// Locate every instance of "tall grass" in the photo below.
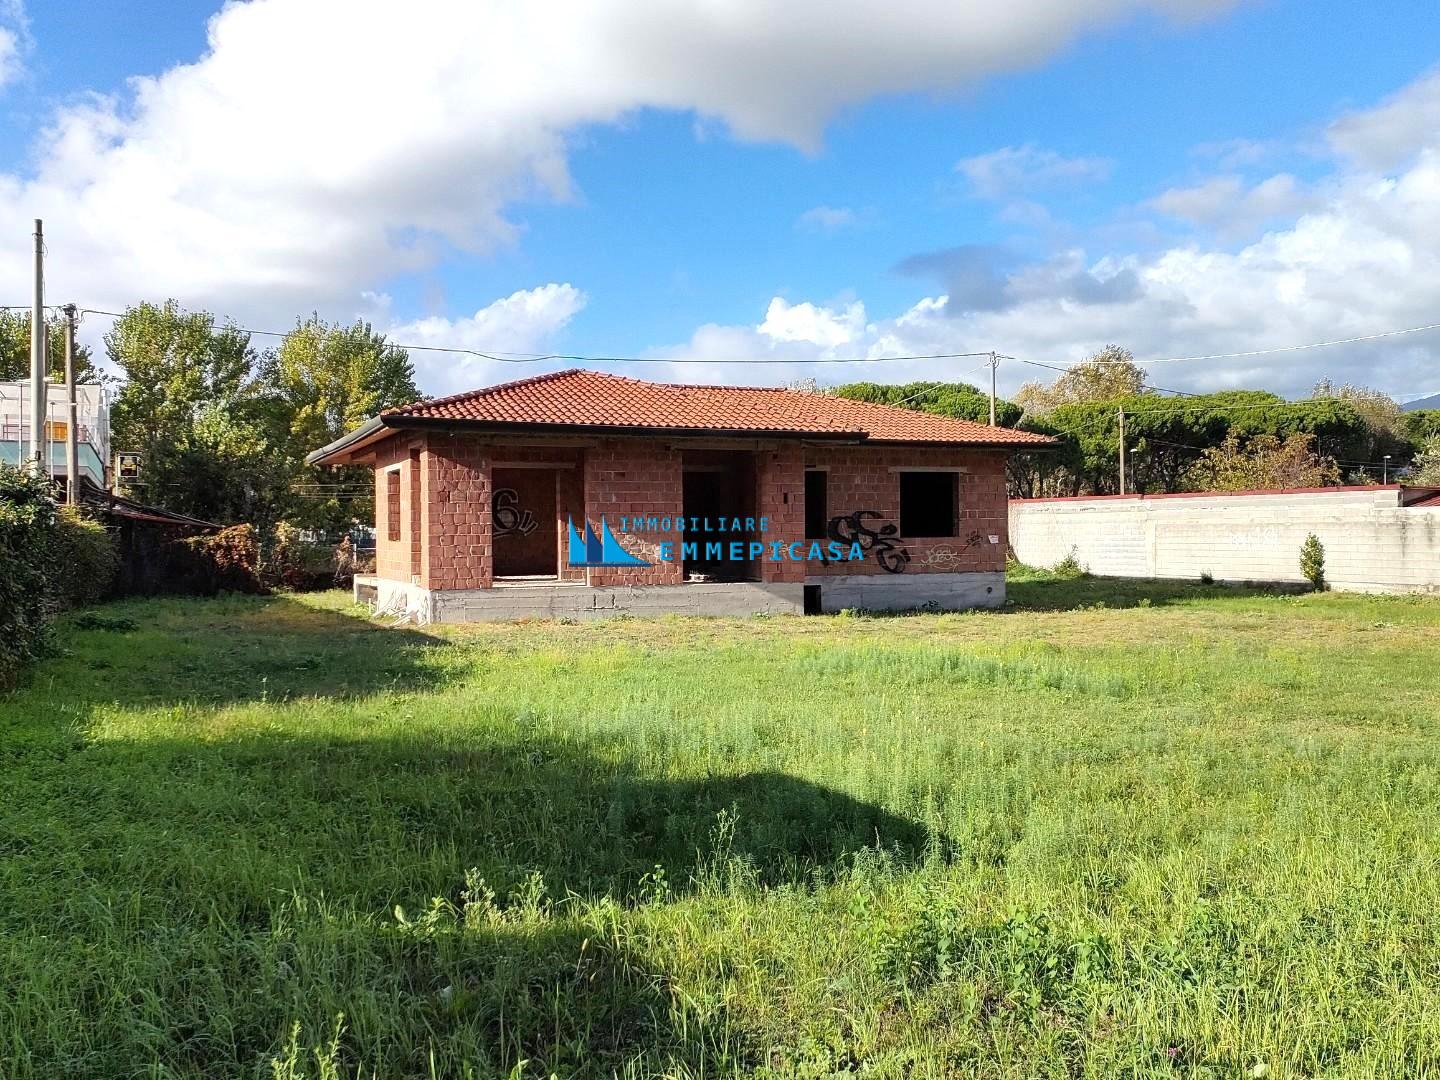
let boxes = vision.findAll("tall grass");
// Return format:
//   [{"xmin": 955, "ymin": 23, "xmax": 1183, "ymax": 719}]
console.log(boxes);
[{"xmin": 2, "ymin": 581, "xmax": 1439, "ymax": 1076}]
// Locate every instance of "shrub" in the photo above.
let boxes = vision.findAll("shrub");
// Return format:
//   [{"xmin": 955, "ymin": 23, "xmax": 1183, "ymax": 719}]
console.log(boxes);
[
  {"xmin": 263, "ymin": 523, "xmax": 341, "ymax": 591},
  {"xmin": 0, "ymin": 466, "xmax": 119, "ymax": 687},
  {"xmin": 50, "ymin": 507, "xmax": 118, "ymax": 608},
  {"xmin": 1300, "ymin": 533, "xmax": 1326, "ymax": 590},
  {"xmin": 1053, "ymin": 548, "xmax": 1087, "ymax": 580},
  {"xmin": 171, "ymin": 525, "xmax": 265, "ymax": 595},
  {"xmin": 0, "ymin": 465, "xmax": 59, "ymax": 688},
  {"xmin": 334, "ymin": 535, "xmax": 374, "ymax": 586}
]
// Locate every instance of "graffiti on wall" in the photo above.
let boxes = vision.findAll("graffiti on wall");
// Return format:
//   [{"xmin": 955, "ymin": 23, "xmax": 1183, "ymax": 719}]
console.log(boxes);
[
  {"xmin": 915, "ymin": 530, "xmax": 986, "ymax": 570},
  {"xmin": 827, "ymin": 510, "xmax": 911, "ymax": 574},
  {"xmin": 492, "ymin": 488, "xmax": 539, "ymax": 538}
]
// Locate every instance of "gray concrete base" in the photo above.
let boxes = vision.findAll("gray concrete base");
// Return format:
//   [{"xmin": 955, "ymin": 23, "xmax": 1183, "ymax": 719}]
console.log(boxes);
[
  {"xmin": 354, "ymin": 575, "xmax": 435, "ymax": 622},
  {"xmin": 354, "ymin": 575, "xmax": 803, "ymax": 623},
  {"xmin": 354, "ymin": 573, "xmax": 1003, "ymax": 622},
  {"xmin": 807, "ymin": 571, "xmax": 1005, "ymax": 613}
]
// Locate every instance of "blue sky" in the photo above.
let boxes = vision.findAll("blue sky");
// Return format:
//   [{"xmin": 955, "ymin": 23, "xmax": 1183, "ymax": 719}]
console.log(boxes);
[{"xmin": 1, "ymin": 0, "xmax": 1438, "ymax": 400}]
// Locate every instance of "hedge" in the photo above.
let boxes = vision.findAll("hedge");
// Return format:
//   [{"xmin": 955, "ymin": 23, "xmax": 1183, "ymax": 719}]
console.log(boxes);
[{"xmin": 0, "ymin": 464, "xmax": 119, "ymax": 689}]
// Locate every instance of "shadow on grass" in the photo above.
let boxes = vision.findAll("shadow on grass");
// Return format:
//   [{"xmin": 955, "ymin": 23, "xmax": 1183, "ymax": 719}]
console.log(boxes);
[
  {"xmin": 5, "ymin": 592, "xmax": 927, "ymax": 1076},
  {"xmin": 1004, "ymin": 574, "xmax": 1303, "ymax": 612},
  {"xmin": 8, "ymin": 731, "xmax": 924, "ymax": 1075},
  {"xmin": 34, "ymin": 592, "xmax": 454, "ymax": 710}
]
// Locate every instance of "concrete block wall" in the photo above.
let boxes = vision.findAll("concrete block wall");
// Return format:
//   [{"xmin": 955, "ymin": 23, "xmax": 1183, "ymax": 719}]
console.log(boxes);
[{"xmin": 1009, "ymin": 487, "xmax": 1440, "ymax": 594}]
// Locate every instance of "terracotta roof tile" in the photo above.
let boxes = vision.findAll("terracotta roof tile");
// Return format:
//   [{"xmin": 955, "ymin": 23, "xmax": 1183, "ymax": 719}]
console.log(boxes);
[{"xmin": 383, "ymin": 369, "xmax": 1054, "ymax": 446}]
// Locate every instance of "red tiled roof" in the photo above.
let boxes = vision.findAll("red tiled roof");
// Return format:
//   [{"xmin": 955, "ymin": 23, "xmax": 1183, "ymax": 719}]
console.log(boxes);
[{"xmin": 381, "ymin": 369, "xmax": 1054, "ymax": 446}]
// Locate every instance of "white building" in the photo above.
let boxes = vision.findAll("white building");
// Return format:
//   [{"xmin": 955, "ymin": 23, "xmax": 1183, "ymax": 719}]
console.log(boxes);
[{"xmin": 0, "ymin": 381, "xmax": 110, "ymax": 489}]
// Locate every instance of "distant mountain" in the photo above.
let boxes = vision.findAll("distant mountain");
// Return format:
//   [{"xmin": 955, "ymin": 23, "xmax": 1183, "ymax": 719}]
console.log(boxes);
[{"xmin": 1402, "ymin": 393, "xmax": 1440, "ymax": 412}]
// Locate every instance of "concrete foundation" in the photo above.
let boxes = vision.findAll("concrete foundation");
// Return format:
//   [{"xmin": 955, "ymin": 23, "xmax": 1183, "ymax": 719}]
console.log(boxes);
[
  {"xmin": 807, "ymin": 571, "xmax": 1005, "ymax": 612},
  {"xmin": 353, "ymin": 571, "xmax": 1006, "ymax": 622},
  {"xmin": 354, "ymin": 575, "xmax": 804, "ymax": 622}
]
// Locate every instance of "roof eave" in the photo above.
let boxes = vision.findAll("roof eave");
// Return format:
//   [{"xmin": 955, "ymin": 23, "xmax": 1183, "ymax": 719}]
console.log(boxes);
[
  {"xmin": 308, "ymin": 413, "xmax": 1060, "ymax": 461},
  {"xmin": 861, "ymin": 436, "xmax": 1059, "ymax": 450},
  {"xmin": 381, "ymin": 415, "xmax": 871, "ymax": 441},
  {"xmin": 305, "ymin": 414, "xmax": 392, "ymax": 466}
]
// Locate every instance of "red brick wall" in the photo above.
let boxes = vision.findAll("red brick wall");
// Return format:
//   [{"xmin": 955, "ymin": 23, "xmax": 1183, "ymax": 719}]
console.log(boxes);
[
  {"xmin": 421, "ymin": 434, "xmax": 492, "ymax": 590},
  {"xmin": 374, "ymin": 437, "xmax": 419, "ymax": 583},
  {"xmin": 556, "ymin": 462, "xmax": 586, "ymax": 582},
  {"xmin": 801, "ymin": 446, "xmax": 1008, "ymax": 577},
  {"xmin": 756, "ymin": 442, "xmax": 806, "ymax": 584},
  {"xmin": 366, "ymin": 434, "xmax": 1009, "ymax": 590},
  {"xmin": 584, "ymin": 438, "xmax": 685, "ymax": 586}
]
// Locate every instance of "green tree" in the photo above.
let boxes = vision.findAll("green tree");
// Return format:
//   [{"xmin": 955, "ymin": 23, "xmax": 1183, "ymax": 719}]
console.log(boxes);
[
  {"xmin": 1404, "ymin": 410, "xmax": 1440, "ymax": 449},
  {"xmin": 1311, "ymin": 379, "xmax": 1409, "ymax": 471},
  {"xmin": 831, "ymin": 380, "xmax": 1022, "ymax": 427},
  {"xmin": 1013, "ymin": 345, "xmax": 1148, "ymax": 416},
  {"xmin": 0, "ymin": 310, "xmax": 98, "ymax": 383},
  {"xmin": 1181, "ymin": 431, "xmax": 1341, "ymax": 492},
  {"xmin": 257, "ymin": 316, "xmax": 419, "ymax": 532},
  {"xmin": 1410, "ymin": 436, "xmax": 1440, "ymax": 486},
  {"xmin": 106, "ymin": 301, "xmax": 282, "ymax": 524},
  {"xmin": 1011, "ymin": 391, "xmax": 1369, "ymax": 497}
]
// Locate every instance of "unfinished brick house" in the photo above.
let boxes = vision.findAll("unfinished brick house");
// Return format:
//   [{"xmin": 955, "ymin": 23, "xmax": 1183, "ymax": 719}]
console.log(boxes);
[{"xmin": 307, "ymin": 369, "xmax": 1054, "ymax": 621}]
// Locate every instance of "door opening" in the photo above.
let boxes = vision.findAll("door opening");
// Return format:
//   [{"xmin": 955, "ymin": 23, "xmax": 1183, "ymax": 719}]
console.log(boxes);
[
  {"xmin": 681, "ymin": 450, "xmax": 759, "ymax": 582},
  {"xmin": 492, "ymin": 468, "xmax": 558, "ymax": 578}
]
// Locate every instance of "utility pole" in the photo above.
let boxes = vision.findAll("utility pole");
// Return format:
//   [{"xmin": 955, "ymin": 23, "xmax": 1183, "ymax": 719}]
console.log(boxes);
[
  {"xmin": 988, "ymin": 351, "xmax": 997, "ymax": 427},
  {"xmin": 1117, "ymin": 407, "xmax": 1127, "ymax": 496},
  {"xmin": 29, "ymin": 219, "xmax": 45, "ymax": 473},
  {"xmin": 63, "ymin": 304, "xmax": 79, "ymax": 505}
]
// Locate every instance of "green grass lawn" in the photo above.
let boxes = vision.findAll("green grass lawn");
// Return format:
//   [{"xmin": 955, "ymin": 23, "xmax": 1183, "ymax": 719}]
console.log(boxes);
[{"xmin": 3, "ymin": 578, "xmax": 1440, "ymax": 1078}]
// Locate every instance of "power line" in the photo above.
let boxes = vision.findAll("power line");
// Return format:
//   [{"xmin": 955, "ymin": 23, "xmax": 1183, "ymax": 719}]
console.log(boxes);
[
  {"xmin": 75, "ymin": 308, "xmax": 998, "ymax": 367},
  {"xmin": 1015, "ymin": 356, "xmax": 1198, "ymax": 398},
  {"xmin": 1026, "ymin": 320, "xmax": 1440, "ymax": 368},
  {"xmin": 882, "ymin": 360, "xmax": 997, "ymax": 411},
  {"xmin": 41, "ymin": 304, "xmax": 1440, "ymax": 371},
  {"xmin": 1144, "ymin": 322, "xmax": 1440, "ymax": 364}
]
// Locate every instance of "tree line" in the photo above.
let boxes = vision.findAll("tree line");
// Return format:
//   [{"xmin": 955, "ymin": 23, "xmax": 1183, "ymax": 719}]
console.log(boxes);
[
  {"xmin": 1, "ymin": 302, "xmax": 419, "ymax": 533},
  {"xmin": 8, "ymin": 308, "xmax": 1438, "ymax": 529},
  {"xmin": 835, "ymin": 346, "xmax": 1440, "ymax": 497}
]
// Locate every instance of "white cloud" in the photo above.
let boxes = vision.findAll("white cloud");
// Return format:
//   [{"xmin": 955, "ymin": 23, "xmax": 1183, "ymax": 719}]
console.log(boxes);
[
  {"xmin": 956, "ymin": 143, "xmax": 1113, "ymax": 199},
  {"xmin": 0, "ymin": 28, "xmax": 19, "ymax": 90},
  {"xmin": 758, "ymin": 297, "xmax": 865, "ymax": 347},
  {"xmin": 657, "ymin": 69, "xmax": 1440, "ymax": 401},
  {"xmin": 796, "ymin": 205, "xmax": 857, "ymax": 231},
  {"xmin": 381, "ymin": 283, "xmax": 586, "ymax": 397},
  {"xmin": 1328, "ymin": 68, "xmax": 1440, "ymax": 170},
  {"xmin": 0, "ymin": 0, "xmax": 1234, "ymax": 323},
  {"xmin": 0, "ymin": 1, "xmax": 29, "ymax": 91},
  {"xmin": 1190, "ymin": 137, "xmax": 1271, "ymax": 170},
  {"xmin": 649, "ymin": 295, "xmax": 985, "ymax": 389},
  {"xmin": 1149, "ymin": 172, "xmax": 1318, "ymax": 238},
  {"xmin": 12, "ymin": 0, "xmax": 1438, "ymax": 404}
]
